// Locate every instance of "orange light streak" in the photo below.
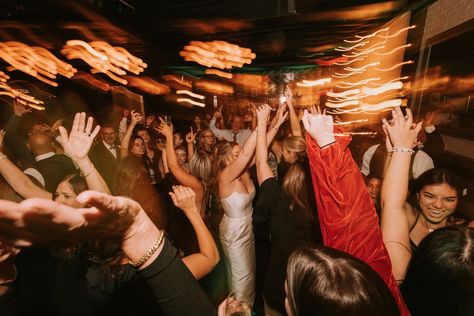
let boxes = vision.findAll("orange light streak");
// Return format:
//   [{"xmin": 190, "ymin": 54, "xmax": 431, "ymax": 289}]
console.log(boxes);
[
  {"xmin": 361, "ymin": 81, "xmax": 403, "ymax": 95},
  {"xmin": 371, "ymin": 76, "xmax": 409, "ymax": 86},
  {"xmin": 326, "ymin": 100, "xmax": 361, "ymax": 108},
  {"xmin": 327, "ymin": 89, "xmax": 361, "ymax": 98},
  {"xmin": 335, "ymin": 41, "xmax": 368, "ymax": 52},
  {"xmin": 334, "ymin": 57, "xmax": 364, "ymax": 66},
  {"xmin": 177, "ymin": 98, "xmax": 205, "ymax": 107},
  {"xmin": 205, "ymin": 69, "xmax": 233, "ymax": 79},
  {"xmin": 333, "ymin": 71, "xmax": 363, "ymax": 78},
  {"xmin": 297, "ymin": 78, "xmax": 331, "ymax": 87},
  {"xmin": 377, "ymin": 25, "xmax": 416, "ymax": 38},
  {"xmin": 374, "ymin": 60, "xmax": 414, "ymax": 72},
  {"xmin": 176, "ymin": 90, "xmax": 205, "ymax": 100},
  {"xmin": 342, "ymin": 44, "xmax": 385, "ymax": 58},
  {"xmin": 374, "ymin": 44, "xmax": 412, "ymax": 56},
  {"xmin": 344, "ymin": 62, "xmax": 380, "ymax": 72},
  {"xmin": 355, "ymin": 27, "xmax": 389, "ymax": 39},
  {"xmin": 337, "ymin": 77, "xmax": 380, "ymax": 88},
  {"xmin": 333, "ymin": 119, "xmax": 369, "ymax": 125}
]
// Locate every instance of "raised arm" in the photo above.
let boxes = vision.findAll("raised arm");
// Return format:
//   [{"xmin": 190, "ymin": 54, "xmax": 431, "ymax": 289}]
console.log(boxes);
[
  {"xmin": 185, "ymin": 127, "xmax": 196, "ymax": 160},
  {"xmin": 59, "ymin": 112, "xmax": 111, "ymax": 194},
  {"xmin": 381, "ymin": 107, "xmax": 421, "ymax": 281},
  {"xmin": 0, "ymin": 130, "xmax": 51, "ymax": 199},
  {"xmin": 170, "ymin": 186, "xmax": 219, "ymax": 280},
  {"xmin": 302, "ymin": 108, "xmax": 409, "ymax": 315},
  {"xmin": 209, "ymin": 111, "xmax": 228, "ymax": 139},
  {"xmin": 285, "ymin": 86, "xmax": 302, "ymax": 137},
  {"xmin": 221, "ymin": 130, "xmax": 257, "ymax": 183},
  {"xmin": 156, "ymin": 120, "xmax": 205, "ymax": 212},
  {"xmin": 120, "ymin": 110, "xmax": 142, "ymax": 159}
]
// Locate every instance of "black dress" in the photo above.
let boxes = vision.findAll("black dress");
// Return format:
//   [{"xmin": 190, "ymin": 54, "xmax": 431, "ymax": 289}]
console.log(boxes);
[{"xmin": 253, "ymin": 177, "xmax": 322, "ymax": 314}]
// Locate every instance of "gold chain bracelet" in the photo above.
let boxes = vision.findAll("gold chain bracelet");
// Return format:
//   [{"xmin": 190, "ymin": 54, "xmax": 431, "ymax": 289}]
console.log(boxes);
[{"xmin": 128, "ymin": 230, "xmax": 165, "ymax": 269}]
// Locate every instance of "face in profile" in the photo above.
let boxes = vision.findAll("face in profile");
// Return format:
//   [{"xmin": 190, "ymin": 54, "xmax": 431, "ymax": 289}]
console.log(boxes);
[
  {"xmin": 418, "ymin": 183, "xmax": 458, "ymax": 224},
  {"xmin": 131, "ymin": 138, "xmax": 146, "ymax": 156},
  {"xmin": 366, "ymin": 177, "xmax": 382, "ymax": 200},
  {"xmin": 101, "ymin": 127, "xmax": 117, "ymax": 146},
  {"xmin": 175, "ymin": 148, "xmax": 187, "ymax": 165},
  {"xmin": 231, "ymin": 144, "xmax": 241, "ymax": 160},
  {"xmin": 54, "ymin": 180, "xmax": 81, "ymax": 208}
]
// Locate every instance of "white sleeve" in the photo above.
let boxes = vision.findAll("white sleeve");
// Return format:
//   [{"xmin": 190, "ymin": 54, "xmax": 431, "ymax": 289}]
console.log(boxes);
[
  {"xmin": 413, "ymin": 150, "xmax": 434, "ymax": 179},
  {"xmin": 360, "ymin": 144, "xmax": 379, "ymax": 176},
  {"xmin": 209, "ymin": 117, "xmax": 228, "ymax": 140},
  {"xmin": 118, "ymin": 117, "xmax": 128, "ymax": 141}
]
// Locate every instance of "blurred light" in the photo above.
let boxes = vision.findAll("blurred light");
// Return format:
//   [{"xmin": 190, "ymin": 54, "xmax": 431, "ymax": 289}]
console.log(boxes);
[
  {"xmin": 205, "ymin": 69, "xmax": 233, "ymax": 79},
  {"xmin": 361, "ymin": 81, "xmax": 403, "ymax": 95},
  {"xmin": 180, "ymin": 40, "xmax": 256, "ymax": 70},
  {"xmin": 337, "ymin": 77, "xmax": 380, "ymax": 88},
  {"xmin": 327, "ymin": 89, "xmax": 361, "ymax": 98},
  {"xmin": 374, "ymin": 44, "xmax": 412, "ymax": 56},
  {"xmin": 378, "ymin": 25, "xmax": 416, "ymax": 38},
  {"xmin": 61, "ymin": 40, "xmax": 147, "ymax": 85},
  {"xmin": 0, "ymin": 82, "xmax": 45, "ymax": 110},
  {"xmin": 176, "ymin": 89, "xmax": 205, "ymax": 99},
  {"xmin": 125, "ymin": 76, "xmax": 170, "ymax": 95},
  {"xmin": 374, "ymin": 60, "xmax": 413, "ymax": 72},
  {"xmin": 335, "ymin": 41, "xmax": 368, "ymax": 52},
  {"xmin": 177, "ymin": 98, "xmax": 205, "ymax": 107},
  {"xmin": 297, "ymin": 78, "xmax": 331, "ymax": 87}
]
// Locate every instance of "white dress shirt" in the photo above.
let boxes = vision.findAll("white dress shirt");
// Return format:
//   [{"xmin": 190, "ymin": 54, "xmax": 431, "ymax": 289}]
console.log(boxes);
[
  {"xmin": 360, "ymin": 144, "xmax": 434, "ymax": 179},
  {"xmin": 209, "ymin": 117, "xmax": 252, "ymax": 146}
]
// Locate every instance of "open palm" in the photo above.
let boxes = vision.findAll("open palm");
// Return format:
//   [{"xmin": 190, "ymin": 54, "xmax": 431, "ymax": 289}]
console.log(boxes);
[{"xmin": 59, "ymin": 112, "xmax": 100, "ymax": 161}]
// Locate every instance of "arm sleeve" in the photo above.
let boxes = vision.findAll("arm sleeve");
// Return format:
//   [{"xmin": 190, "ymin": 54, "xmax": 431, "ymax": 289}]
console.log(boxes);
[
  {"xmin": 137, "ymin": 238, "xmax": 216, "ymax": 316},
  {"xmin": 209, "ymin": 117, "xmax": 227, "ymax": 140},
  {"xmin": 305, "ymin": 132, "xmax": 410, "ymax": 316}
]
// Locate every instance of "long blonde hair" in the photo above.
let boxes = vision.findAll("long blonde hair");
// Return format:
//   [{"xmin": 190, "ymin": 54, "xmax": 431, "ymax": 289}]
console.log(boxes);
[{"xmin": 282, "ymin": 136, "xmax": 307, "ymax": 159}]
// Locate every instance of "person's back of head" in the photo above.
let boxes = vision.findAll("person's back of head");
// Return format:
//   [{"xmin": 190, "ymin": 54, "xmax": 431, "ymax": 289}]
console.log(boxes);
[
  {"xmin": 401, "ymin": 226, "xmax": 474, "ymax": 316},
  {"xmin": 28, "ymin": 133, "xmax": 54, "ymax": 156},
  {"xmin": 286, "ymin": 246, "xmax": 400, "ymax": 316}
]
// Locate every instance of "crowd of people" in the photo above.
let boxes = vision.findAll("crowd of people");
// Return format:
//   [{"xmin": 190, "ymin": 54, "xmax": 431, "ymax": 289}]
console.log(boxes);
[{"xmin": 0, "ymin": 91, "xmax": 473, "ymax": 316}]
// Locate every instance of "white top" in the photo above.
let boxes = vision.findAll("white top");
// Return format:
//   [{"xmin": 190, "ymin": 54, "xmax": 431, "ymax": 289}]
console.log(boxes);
[
  {"xmin": 209, "ymin": 117, "xmax": 251, "ymax": 146},
  {"xmin": 361, "ymin": 144, "xmax": 434, "ymax": 179}
]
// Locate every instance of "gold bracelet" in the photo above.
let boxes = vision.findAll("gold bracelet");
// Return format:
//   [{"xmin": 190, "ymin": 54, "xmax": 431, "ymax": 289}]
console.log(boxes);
[{"xmin": 128, "ymin": 230, "xmax": 165, "ymax": 269}]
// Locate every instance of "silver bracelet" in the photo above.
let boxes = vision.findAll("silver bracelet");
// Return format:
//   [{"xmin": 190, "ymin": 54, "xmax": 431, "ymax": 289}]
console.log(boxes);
[{"xmin": 391, "ymin": 146, "xmax": 415, "ymax": 154}]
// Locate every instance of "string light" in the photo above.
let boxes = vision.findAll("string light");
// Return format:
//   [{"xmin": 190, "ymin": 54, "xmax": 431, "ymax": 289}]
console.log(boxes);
[
  {"xmin": 176, "ymin": 90, "xmax": 205, "ymax": 100},
  {"xmin": 334, "ymin": 119, "xmax": 369, "ymax": 125},
  {"xmin": 355, "ymin": 27, "xmax": 389, "ymax": 39},
  {"xmin": 371, "ymin": 76, "xmax": 409, "ymax": 86},
  {"xmin": 378, "ymin": 25, "xmax": 416, "ymax": 39},
  {"xmin": 335, "ymin": 57, "xmax": 364, "ymax": 66},
  {"xmin": 374, "ymin": 44, "xmax": 412, "ymax": 56},
  {"xmin": 335, "ymin": 41, "xmax": 368, "ymax": 52},
  {"xmin": 344, "ymin": 62, "xmax": 380, "ymax": 72},
  {"xmin": 177, "ymin": 98, "xmax": 205, "ymax": 107},
  {"xmin": 374, "ymin": 60, "xmax": 414, "ymax": 72}
]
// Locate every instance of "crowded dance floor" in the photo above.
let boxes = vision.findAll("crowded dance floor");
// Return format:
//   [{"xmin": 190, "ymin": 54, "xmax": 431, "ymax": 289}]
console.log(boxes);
[{"xmin": 0, "ymin": 0, "xmax": 473, "ymax": 315}]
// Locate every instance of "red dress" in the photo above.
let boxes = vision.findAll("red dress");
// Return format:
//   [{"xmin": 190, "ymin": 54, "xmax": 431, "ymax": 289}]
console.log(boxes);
[{"xmin": 306, "ymin": 133, "xmax": 410, "ymax": 316}]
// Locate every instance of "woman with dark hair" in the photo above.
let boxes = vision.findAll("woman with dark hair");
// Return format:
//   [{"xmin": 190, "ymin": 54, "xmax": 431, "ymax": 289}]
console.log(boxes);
[
  {"xmin": 381, "ymin": 107, "xmax": 473, "ymax": 281},
  {"xmin": 401, "ymin": 226, "xmax": 474, "ymax": 316},
  {"xmin": 253, "ymin": 105, "xmax": 321, "ymax": 315},
  {"xmin": 285, "ymin": 246, "xmax": 399, "ymax": 316},
  {"xmin": 120, "ymin": 111, "xmax": 160, "ymax": 184}
]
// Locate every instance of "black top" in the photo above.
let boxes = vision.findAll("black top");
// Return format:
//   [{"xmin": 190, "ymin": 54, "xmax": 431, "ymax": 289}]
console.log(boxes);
[
  {"xmin": 1, "ymin": 239, "xmax": 215, "ymax": 316},
  {"xmin": 32, "ymin": 154, "xmax": 77, "ymax": 193},
  {"xmin": 253, "ymin": 177, "xmax": 322, "ymax": 313}
]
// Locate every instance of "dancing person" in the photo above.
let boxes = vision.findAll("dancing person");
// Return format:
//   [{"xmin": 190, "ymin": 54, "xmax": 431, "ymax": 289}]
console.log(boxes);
[{"xmin": 210, "ymin": 110, "xmax": 252, "ymax": 146}]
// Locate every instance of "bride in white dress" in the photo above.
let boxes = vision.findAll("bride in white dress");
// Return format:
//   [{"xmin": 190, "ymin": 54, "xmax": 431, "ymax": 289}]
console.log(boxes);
[{"xmin": 214, "ymin": 134, "xmax": 257, "ymax": 304}]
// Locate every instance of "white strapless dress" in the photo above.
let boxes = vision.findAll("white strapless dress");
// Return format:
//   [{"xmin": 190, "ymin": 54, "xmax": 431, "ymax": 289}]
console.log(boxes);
[{"xmin": 219, "ymin": 187, "xmax": 256, "ymax": 304}]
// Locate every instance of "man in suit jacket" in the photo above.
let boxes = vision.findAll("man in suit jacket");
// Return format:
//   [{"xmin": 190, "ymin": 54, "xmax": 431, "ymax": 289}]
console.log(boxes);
[
  {"xmin": 90, "ymin": 124, "xmax": 119, "ymax": 189},
  {"xmin": 24, "ymin": 133, "xmax": 76, "ymax": 193}
]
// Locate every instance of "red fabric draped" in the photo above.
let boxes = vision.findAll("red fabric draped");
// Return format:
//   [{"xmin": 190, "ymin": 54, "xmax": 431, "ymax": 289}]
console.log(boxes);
[{"xmin": 306, "ymin": 132, "xmax": 410, "ymax": 316}]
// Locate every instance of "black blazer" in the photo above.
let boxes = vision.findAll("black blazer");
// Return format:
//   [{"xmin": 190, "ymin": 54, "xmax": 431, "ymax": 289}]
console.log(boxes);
[
  {"xmin": 89, "ymin": 141, "xmax": 119, "ymax": 189},
  {"xmin": 33, "ymin": 154, "xmax": 77, "ymax": 193}
]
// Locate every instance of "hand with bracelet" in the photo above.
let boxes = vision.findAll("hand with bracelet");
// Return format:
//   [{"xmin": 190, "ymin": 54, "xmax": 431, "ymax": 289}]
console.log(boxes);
[{"xmin": 381, "ymin": 107, "xmax": 422, "ymax": 154}]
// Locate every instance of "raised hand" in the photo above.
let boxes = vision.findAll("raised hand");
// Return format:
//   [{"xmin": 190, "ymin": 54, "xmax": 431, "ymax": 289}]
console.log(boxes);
[
  {"xmin": 285, "ymin": 86, "xmax": 293, "ymax": 105},
  {"xmin": 214, "ymin": 110, "xmax": 223, "ymax": 119},
  {"xmin": 130, "ymin": 110, "xmax": 143, "ymax": 125},
  {"xmin": 256, "ymin": 104, "xmax": 271, "ymax": 126},
  {"xmin": 155, "ymin": 117, "xmax": 173, "ymax": 139},
  {"xmin": 302, "ymin": 107, "xmax": 336, "ymax": 148},
  {"xmin": 13, "ymin": 100, "xmax": 31, "ymax": 117},
  {"xmin": 382, "ymin": 107, "xmax": 421, "ymax": 149},
  {"xmin": 274, "ymin": 104, "xmax": 288, "ymax": 128},
  {"xmin": 59, "ymin": 112, "xmax": 100, "ymax": 162},
  {"xmin": 186, "ymin": 127, "xmax": 196, "ymax": 144},
  {"xmin": 169, "ymin": 185, "xmax": 199, "ymax": 216}
]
